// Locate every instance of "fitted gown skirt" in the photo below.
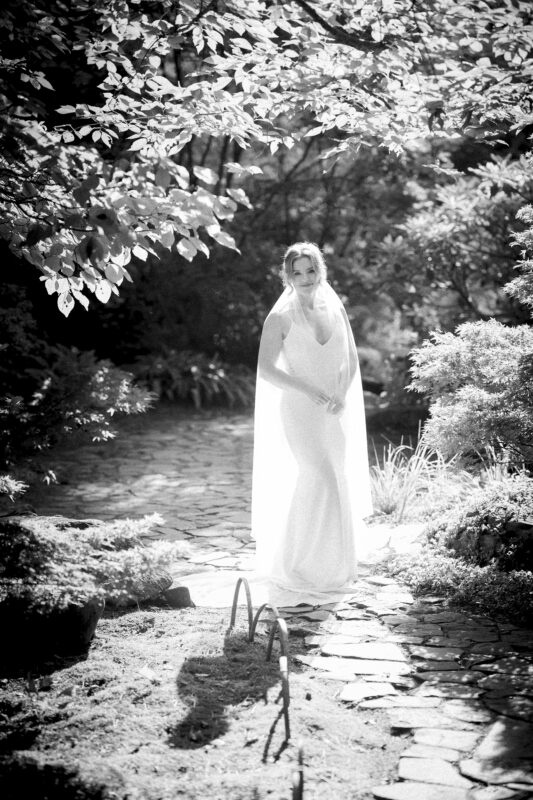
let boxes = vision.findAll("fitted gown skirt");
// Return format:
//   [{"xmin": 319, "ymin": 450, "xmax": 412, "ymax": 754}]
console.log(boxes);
[{"xmin": 267, "ymin": 323, "xmax": 359, "ymax": 595}]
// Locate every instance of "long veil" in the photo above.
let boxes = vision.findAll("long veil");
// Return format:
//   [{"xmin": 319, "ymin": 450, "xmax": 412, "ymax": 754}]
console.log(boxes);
[{"xmin": 251, "ymin": 280, "xmax": 373, "ymax": 579}]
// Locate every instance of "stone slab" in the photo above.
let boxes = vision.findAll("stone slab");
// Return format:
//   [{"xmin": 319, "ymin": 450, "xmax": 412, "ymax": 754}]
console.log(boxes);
[
  {"xmin": 375, "ymin": 590, "xmax": 414, "ymax": 604},
  {"xmin": 416, "ymin": 670, "xmax": 484, "ymax": 684},
  {"xmin": 470, "ymin": 643, "xmax": 517, "ymax": 657},
  {"xmin": 320, "ymin": 642, "xmax": 407, "ymax": 662},
  {"xmin": 423, "ymin": 612, "xmax": 469, "ymax": 624},
  {"xmin": 339, "ymin": 681, "xmax": 397, "ymax": 703},
  {"xmin": 299, "ymin": 609, "xmax": 333, "ymax": 621},
  {"xmin": 380, "ymin": 614, "xmax": 414, "ymax": 625},
  {"xmin": 469, "ymin": 788, "xmax": 525, "ymax": 800},
  {"xmin": 388, "ymin": 710, "xmax": 478, "ymax": 732},
  {"xmin": 372, "ymin": 782, "xmax": 470, "ymax": 800},
  {"xmin": 463, "ymin": 630, "xmax": 500, "ymax": 643},
  {"xmin": 425, "ymin": 637, "xmax": 470, "ymax": 648},
  {"xmin": 386, "ymin": 634, "xmax": 425, "ymax": 645},
  {"xmin": 319, "ymin": 619, "xmax": 383, "ymax": 637},
  {"xmin": 367, "ymin": 576, "xmax": 398, "ymax": 586},
  {"xmin": 394, "ymin": 624, "xmax": 443, "ymax": 636},
  {"xmin": 476, "ymin": 657, "xmax": 533, "ymax": 676},
  {"xmin": 415, "ymin": 682, "xmax": 484, "ymax": 700},
  {"xmin": 410, "ymin": 646, "xmax": 464, "ymax": 661},
  {"xmin": 336, "ymin": 609, "xmax": 373, "ymax": 620},
  {"xmin": 398, "ymin": 757, "xmax": 474, "ymax": 788},
  {"xmin": 400, "ymin": 744, "xmax": 462, "ymax": 762},
  {"xmin": 413, "ymin": 728, "xmax": 481, "ymax": 751},
  {"xmin": 359, "ymin": 696, "xmax": 442, "ymax": 709},
  {"xmin": 415, "ymin": 661, "xmax": 463, "ymax": 672},
  {"xmin": 442, "ymin": 700, "xmax": 493, "ymax": 724},
  {"xmin": 295, "ymin": 654, "xmax": 411, "ymax": 676},
  {"xmin": 478, "ymin": 674, "xmax": 533, "ymax": 695}
]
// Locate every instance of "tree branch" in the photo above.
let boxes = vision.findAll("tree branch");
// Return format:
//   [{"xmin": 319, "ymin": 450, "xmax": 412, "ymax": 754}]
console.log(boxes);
[{"xmin": 291, "ymin": 0, "xmax": 391, "ymax": 52}]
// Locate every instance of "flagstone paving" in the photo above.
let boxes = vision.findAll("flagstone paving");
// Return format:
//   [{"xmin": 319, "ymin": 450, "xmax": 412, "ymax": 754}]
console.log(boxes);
[{"xmin": 26, "ymin": 407, "xmax": 533, "ymax": 799}]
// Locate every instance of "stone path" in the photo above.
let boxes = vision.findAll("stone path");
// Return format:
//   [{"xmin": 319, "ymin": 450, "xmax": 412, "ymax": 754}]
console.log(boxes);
[{"xmin": 26, "ymin": 407, "xmax": 533, "ymax": 799}]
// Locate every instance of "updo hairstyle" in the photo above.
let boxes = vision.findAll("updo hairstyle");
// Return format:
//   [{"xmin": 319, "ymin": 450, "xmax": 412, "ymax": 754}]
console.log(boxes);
[{"xmin": 281, "ymin": 242, "xmax": 327, "ymax": 287}]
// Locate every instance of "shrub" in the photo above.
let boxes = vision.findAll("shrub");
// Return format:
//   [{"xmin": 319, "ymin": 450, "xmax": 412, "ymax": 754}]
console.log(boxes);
[
  {"xmin": 409, "ymin": 319, "xmax": 533, "ymax": 466},
  {"xmin": 389, "ymin": 548, "xmax": 533, "ymax": 626},
  {"xmin": 506, "ymin": 203, "xmax": 533, "ymax": 310},
  {"xmin": 0, "ymin": 514, "xmax": 188, "ymax": 611},
  {"xmin": 134, "ymin": 348, "xmax": 255, "ymax": 408},
  {"xmin": 1, "ymin": 345, "xmax": 153, "ymax": 476},
  {"xmin": 425, "ymin": 472, "xmax": 533, "ymax": 570}
]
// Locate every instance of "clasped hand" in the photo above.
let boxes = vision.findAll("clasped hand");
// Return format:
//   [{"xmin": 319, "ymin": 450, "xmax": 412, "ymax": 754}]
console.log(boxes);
[
  {"xmin": 304, "ymin": 384, "xmax": 345, "ymax": 414},
  {"xmin": 326, "ymin": 394, "xmax": 345, "ymax": 415}
]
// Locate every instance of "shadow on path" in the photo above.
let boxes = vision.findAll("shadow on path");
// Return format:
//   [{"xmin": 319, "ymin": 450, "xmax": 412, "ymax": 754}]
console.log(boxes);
[{"xmin": 167, "ymin": 627, "xmax": 305, "ymax": 763}]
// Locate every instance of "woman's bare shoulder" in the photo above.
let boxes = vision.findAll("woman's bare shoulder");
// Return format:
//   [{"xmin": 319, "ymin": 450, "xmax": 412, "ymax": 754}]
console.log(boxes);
[{"xmin": 264, "ymin": 310, "xmax": 291, "ymax": 337}]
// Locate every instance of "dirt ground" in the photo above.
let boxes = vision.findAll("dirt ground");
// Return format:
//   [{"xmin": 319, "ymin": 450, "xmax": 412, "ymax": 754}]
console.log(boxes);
[{"xmin": 0, "ymin": 605, "xmax": 407, "ymax": 800}]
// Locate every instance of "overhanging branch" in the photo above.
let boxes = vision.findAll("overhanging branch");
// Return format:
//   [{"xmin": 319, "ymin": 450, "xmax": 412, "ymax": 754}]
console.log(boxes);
[{"xmin": 291, "ymin": 0, "xmax": 392, "ymax": 52}]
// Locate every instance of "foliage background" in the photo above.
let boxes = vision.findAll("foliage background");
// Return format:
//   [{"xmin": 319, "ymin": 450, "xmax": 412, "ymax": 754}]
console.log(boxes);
[{"xmin": 1, "ymin": 0, "xmax": 532, "ymax": 474}]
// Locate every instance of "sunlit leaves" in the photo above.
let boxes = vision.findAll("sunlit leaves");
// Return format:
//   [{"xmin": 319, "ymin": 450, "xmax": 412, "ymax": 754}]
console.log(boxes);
[{"xmin": 2, "ymin": 0, "xmax": 532, "ymax": 317}]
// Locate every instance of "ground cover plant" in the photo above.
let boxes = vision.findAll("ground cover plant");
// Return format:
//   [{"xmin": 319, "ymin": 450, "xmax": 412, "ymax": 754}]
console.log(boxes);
[
  {"xmin": 0, "ymin": 513, "xmax": 190, "ymax": 664},
  {"xmin": 386, "ymin": 473, "xmax": 533, "ymax": 625},
  {"xmin": 0, "ymin": 513, "xmax": 186, "ymax": 612}
]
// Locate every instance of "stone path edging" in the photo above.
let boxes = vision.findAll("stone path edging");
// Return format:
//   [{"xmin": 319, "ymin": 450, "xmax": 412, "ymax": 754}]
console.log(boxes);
[{"xmin": 261, "ymin": 571, "xmax": 533, "ymax": 799}]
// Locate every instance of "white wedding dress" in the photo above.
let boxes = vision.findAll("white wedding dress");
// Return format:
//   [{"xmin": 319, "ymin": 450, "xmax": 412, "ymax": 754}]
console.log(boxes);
[{"xmin": 251, "ymin": 283, "xmax": 372, "ymax": 606}]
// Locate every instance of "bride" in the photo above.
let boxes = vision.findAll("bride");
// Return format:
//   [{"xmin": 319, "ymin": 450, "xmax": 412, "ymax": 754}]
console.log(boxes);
[{"xmin": 251, "ymin": 242, "xmax": 372, "ymax": 604}]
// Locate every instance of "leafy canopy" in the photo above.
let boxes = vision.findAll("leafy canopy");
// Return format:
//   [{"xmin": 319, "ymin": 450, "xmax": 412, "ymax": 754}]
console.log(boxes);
[{"xmin": 1, "ymin": 0, "xmax": 532, "ymax": 314}]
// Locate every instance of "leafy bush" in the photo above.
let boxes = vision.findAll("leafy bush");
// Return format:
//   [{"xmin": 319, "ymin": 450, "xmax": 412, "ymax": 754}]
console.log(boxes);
[
  {"xmin": 0, "ymin": 514, "xmax": 188, "ymax": 611},
  {"xmin": 1, "ymin": 344, "xmax": 153, "ymax": 475},
  {"xmin": 409, "ymin": 319, "xmax": 533, "ymax": 465},
  {"xmin": 507, "ymin": 203, "xmax": 533, "ymax": 310},
  {"xmin": 135, "ymin": 349, "xmax": 255, "ymax": 409},
  {"xmin": 425, "ymin": 473, "xmax": 533, "ymax": 571}
]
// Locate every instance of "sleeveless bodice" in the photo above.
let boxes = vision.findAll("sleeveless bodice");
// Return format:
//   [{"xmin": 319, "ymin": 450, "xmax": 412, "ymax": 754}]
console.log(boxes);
[{"xmin": 282, "ymin": 316, "xmax": 344, "ymax": 394}]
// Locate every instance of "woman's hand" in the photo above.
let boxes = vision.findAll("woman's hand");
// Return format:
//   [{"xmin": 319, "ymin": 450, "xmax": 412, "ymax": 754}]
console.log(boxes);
[
  {"xmin": 300, "ymin": 382, "xmax": 331, "ymax": 406},
  {"xmin": 326, "ymin": 394, "xmax": 345, "ymax": 415}
]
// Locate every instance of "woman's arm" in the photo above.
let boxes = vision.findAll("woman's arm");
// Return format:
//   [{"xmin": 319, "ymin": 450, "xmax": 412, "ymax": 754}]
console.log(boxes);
[{"xmin": 258, "ymin": 313, "xmax": 331, "ymax": 406}]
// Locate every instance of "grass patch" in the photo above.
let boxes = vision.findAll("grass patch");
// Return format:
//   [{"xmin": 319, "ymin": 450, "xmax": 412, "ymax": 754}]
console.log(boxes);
[{"xmin": 0, "ymin": 606, "xmax": 405, "ymax": 800}]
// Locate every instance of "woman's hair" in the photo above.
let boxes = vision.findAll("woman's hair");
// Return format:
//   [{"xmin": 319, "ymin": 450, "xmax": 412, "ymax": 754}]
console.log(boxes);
[{"xmin": 281, "ymin": 241, "xmax": 327, "ymax": 287}]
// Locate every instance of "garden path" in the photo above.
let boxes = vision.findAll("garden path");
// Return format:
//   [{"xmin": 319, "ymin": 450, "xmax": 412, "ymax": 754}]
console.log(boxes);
[{"xmin": 28, "ymin": 406, "xmax": 533, "ymax": 799}]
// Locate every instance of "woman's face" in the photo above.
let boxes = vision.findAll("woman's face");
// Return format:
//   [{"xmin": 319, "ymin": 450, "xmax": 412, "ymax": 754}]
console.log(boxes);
[{"xmin": 290, "ymin": 255, "xmax": 318, "ymax": 295}]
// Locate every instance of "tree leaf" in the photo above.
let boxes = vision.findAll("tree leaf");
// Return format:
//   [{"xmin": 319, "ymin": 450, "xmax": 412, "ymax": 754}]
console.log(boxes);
[
  {"xmin": 129, "ymin": 138, "xmax": 147, "ymax": 151},
  {"xmin": 95, "ymin": 280, "xmax": 112, "ymax": 303},
  {"xmin": 132, "ymin": 244, "xmax": 148, "ymax": 261},
  {"xmin": 177, "ymin": 238, "xmax": 197, "ymax": 260},
  {"xmin": 57, "ymin": 291, "xmax": 75, "ymax": 317},
  {"xmin": 209, "ymin": 229, "xmax": 238, "ymax": 250},
  {"xmin": 105, "ymin": 262, "xmax": 124, "ymax": 283},
  {"xmin": 193, "ymin": 166, "xmax": 217, "ymax": 185},
  {"xmin": 72, "ymin": 289, "xmax": 90, "ymax": 310}
]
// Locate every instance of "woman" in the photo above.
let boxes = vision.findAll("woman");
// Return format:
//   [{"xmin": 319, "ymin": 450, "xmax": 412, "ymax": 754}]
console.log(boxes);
[{"xmin": 251, "ymin": 242, "xmax": 372, "ymax": 605}]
